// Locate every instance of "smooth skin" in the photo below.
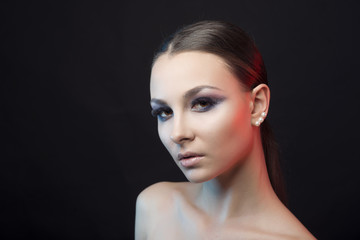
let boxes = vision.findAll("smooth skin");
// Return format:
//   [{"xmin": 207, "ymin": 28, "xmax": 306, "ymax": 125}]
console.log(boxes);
[{"xmin": 135, "ymin": 51, "xmax": 316, "ymax": 240}]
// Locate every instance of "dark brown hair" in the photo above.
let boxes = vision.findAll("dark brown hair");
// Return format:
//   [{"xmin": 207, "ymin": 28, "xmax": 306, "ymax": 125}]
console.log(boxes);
[{"xmin": 153, "ymin": 20, "xmax": 287, "ymax": 206}]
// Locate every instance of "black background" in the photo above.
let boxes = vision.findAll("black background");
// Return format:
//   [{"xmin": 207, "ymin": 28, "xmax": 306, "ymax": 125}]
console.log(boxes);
[{"xmin": 1, "ymin": 0, "xmax": 360, "ymax": 239}]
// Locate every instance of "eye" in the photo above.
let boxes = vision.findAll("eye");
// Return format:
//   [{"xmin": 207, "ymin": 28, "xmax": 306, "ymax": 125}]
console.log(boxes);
[
  {"xmin": 151, "ymin": 107, "xmax": 173, "ymax": 121},
  {"xmin": 191, "ymin": 97, "xmax": 222, "ymax": 112}
]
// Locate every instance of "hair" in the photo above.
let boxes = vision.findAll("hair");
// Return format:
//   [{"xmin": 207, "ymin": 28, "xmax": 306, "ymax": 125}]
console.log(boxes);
[{"xmin": 153, "ymin": 20, "xmax": 287, "ymax": 206}]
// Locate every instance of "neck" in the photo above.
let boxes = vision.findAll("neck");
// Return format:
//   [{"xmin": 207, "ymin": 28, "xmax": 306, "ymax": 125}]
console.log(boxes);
[{"xmin": 196, "ymin": 134, "xmax": 279, "ymax": 222}]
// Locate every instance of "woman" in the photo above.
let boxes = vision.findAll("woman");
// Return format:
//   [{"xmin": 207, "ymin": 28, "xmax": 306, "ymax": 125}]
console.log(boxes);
[{"xmin": 135, "ymin": 20, "xmax": 316, "ymax": 240}]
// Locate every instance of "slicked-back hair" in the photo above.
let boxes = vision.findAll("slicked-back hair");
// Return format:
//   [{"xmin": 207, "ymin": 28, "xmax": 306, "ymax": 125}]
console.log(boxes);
[{"xmin": 153, "ymin": 20, "xmax": 287, "ymax": 206}]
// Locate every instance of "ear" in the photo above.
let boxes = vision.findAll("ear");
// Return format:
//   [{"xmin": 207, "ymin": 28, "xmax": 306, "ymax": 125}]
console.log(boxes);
[{"xmin": 250, "ymin": 84, "xmax": 270, "ymax": 127}]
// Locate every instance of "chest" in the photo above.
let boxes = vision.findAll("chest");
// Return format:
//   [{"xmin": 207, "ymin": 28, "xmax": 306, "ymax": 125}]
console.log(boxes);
[{"xmin": 145, "ymin": 210, "xmax": 294, "ymax": 240}]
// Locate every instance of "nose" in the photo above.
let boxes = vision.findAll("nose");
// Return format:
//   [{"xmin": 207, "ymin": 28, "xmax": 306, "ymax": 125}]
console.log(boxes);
[{"xmin": 170, "ymin": 114, "xmax": 194, "ymax": 144}]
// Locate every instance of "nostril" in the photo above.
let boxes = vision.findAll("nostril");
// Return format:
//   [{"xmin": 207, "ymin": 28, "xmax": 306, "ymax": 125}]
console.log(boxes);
[
  {"xmin": 170, "ymin": 118, "xmax": 195, "ymax": 143},
  {"xmin": 170, "ymin": 134, "xmax": 193, "ymax": 144}
]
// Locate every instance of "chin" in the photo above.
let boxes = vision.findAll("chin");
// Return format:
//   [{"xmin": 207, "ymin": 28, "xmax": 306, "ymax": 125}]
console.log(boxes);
[{"xmin": 183, "ymin": 169, "xmax": 216, "ymax": 183}]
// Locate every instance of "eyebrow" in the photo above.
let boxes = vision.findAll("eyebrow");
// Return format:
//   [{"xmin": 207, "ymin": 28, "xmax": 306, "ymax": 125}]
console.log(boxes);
[{"xmin": 150, "ymin": 85, "xmax": 223, "ymax": 106}]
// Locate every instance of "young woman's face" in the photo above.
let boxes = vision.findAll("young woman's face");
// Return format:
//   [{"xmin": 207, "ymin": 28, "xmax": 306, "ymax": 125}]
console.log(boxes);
[{"xmin": 150, "ymin": 51, "xmax": 255, "ymax": 183}]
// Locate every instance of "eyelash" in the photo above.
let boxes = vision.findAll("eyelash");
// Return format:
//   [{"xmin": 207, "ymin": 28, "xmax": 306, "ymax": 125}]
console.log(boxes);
[
  {"xmin": 151, "ymin": 97, "xmax": 224, "ymax": 122},
  {"xmin": 151, "ymin": 107, "xmax": 172, "ymax": 121},
  {"xmin": 190, "ymin": 97, "xmax": 219, "ymax": 112}
]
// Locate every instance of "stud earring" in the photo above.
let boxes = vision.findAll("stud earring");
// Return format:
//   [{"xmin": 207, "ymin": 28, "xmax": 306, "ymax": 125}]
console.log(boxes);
[{"xmin": 255, "ymin": 112, "xmax": 266, "ymax": 127}]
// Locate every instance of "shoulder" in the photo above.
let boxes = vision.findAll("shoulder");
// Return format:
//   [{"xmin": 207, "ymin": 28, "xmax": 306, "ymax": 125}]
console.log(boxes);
[
  {"xmin": 216, "ymin": 224, "xmax": 315, "ymax": 240},
  {"xmin": 136, "ymin": 181, "xmax": 196, "ymax": 214},
  {"xmin": 135, "ymin": 182, "xmax": 190, "ymax": 240},
  {"xmin": 136, "ymin": 181, "xmax": 187, "ymax": 207},
  {"xmin": 224, "ymin": 195, "xmax": 317, "ymax": 240},
  {"xmin": 137, "ymin": 181, "xmax": 179, "ymax": 197},
  {"xmin": 219, "ymin": 216, "xmax": 316, "ymax": 240},
  {"xmin": 260, "ymin": 201, "xmax": 317, "ymax": 240},
  {"xmin": 136, "ymin": 182, "xmax": 175, "ymax": 215}
]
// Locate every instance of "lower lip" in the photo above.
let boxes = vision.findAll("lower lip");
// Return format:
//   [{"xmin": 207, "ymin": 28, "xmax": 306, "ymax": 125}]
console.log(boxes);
[{"xmin": 179, "ymin": 156, "xmax": 204, "ymax": 168}]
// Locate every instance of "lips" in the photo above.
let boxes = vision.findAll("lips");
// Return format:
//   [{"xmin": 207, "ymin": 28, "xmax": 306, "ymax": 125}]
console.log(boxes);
[{"xmin": 177, "ymin": 152, "xmax": 204, "ymax": 167}]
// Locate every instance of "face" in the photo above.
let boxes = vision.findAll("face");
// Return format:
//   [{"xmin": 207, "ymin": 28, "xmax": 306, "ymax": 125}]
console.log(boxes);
[{"xmin": 150, "ymin": 51, "xmax": 256, "ymax": 183}]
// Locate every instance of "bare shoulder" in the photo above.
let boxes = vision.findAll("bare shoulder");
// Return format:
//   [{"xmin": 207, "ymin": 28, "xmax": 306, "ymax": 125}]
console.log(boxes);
[
  {"xmin": 221, "ymin": 209, "xmax": 317, "ymax": 240},
  {"xmin": 222, "ymin": 196, "xmax": 317, "ymax": 240},
  {"xmin": 135, "ymin": 182, "xmax": 191, "ymax": 240},
  {"xmin": 138, "ymin": 181, "xmax": 186, "ymax": 196},
  {"xmin": 136, "ymin": 181, "xmax": 190, "ymax": 207},
  {"xmin": 261, "ymin": 201, "xmax": 317, "ymax": 240},
  {"xmin": 216, "ymin": 222, "xmax": 316, "ymax": 240}
]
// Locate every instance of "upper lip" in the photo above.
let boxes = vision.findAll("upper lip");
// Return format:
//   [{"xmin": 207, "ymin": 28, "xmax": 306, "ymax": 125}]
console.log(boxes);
[{"xmin": 177, "ymin": 152, "xmax": 204, "ymax": 161}]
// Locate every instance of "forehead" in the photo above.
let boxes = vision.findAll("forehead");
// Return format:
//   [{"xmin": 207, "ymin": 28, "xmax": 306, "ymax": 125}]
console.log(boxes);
[{"xmin": 150, "ymin": 51, "xmax": 244, "ymax": 98}]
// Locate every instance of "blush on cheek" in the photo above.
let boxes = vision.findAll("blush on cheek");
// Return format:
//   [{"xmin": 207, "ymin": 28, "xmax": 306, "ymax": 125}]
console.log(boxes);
[{"xmin": 213, "ymin": 107, "xmax": 253, "ymax": 161}]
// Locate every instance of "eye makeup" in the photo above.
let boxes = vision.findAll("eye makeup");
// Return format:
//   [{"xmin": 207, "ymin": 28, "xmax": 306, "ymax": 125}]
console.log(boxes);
[
  {"xmin": 190, "ymin": 96, "xmax": 226, "ymax": 112},
  {"xmin": 150, "ymin": 94, "xmax": 226, "ymax": 122},
  {"xmin": 150, "ymin": 84, "xmax": 227, "ymax": 122},
  {"xmin": 151, "ymin": 106, "xmax": 173, "ymax": 121}
]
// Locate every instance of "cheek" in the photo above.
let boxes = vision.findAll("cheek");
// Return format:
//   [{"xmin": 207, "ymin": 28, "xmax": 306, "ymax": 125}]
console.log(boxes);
[
  {"xmin": 158, "ymin": 123, "xmax": 173, "ymax": 153},
  {"xmin": 198, "ymin": 106, "xmax": 253, "ymax": 160}
]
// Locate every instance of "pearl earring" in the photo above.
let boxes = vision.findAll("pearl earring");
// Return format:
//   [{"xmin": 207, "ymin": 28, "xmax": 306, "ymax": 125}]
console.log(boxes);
[{"xmin": 255, "ymin": 112, "xmax": 266, "ymax": 126}]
